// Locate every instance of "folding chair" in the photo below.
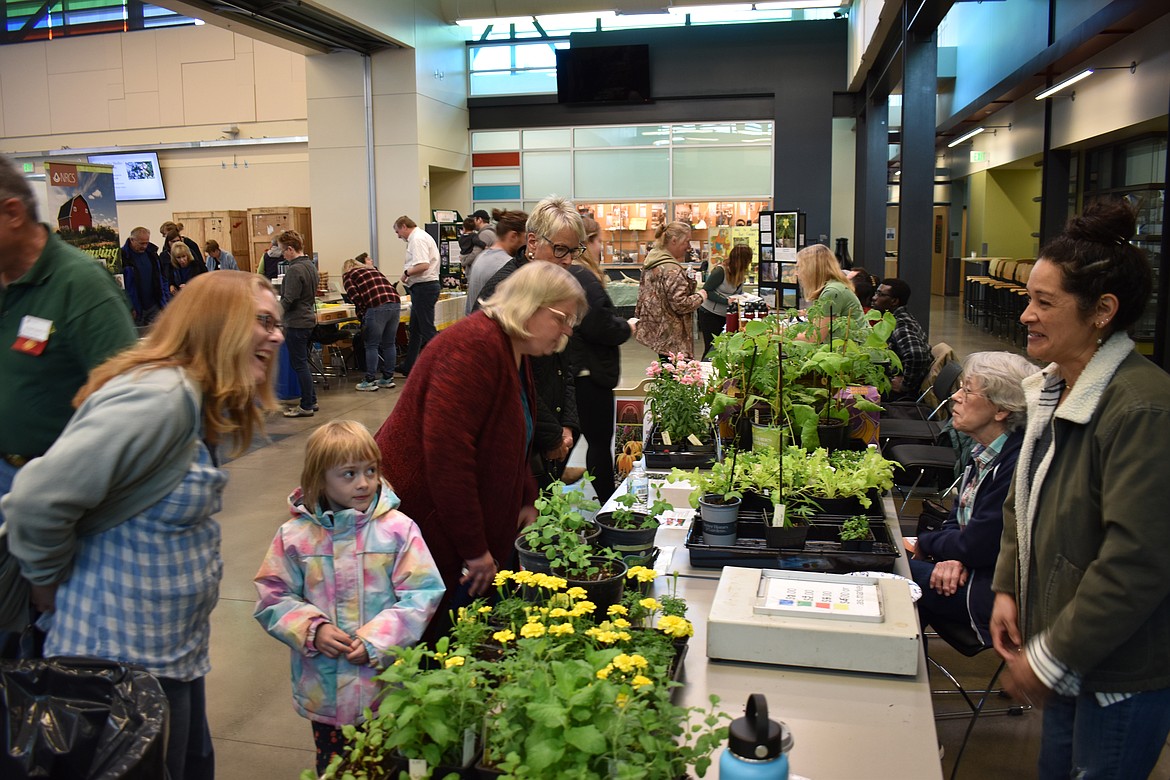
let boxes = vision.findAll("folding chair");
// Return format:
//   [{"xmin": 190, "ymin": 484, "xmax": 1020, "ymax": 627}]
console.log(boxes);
[{"xmin": 927, "ymin": 618, "xmax": 1030, "ymax": 779}]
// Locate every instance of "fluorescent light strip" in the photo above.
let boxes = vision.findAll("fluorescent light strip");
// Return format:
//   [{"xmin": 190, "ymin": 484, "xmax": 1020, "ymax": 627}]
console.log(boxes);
[
  {"xmin": 947, "ymin": 127, "xmax": 985, "ymax": 148},
  {"xmin": 1035, "ymin": 69, "xmax": 1093, "ymax": 100}
]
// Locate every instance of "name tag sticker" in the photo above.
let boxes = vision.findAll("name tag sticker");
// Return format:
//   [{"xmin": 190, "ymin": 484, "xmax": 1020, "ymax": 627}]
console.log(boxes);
[{"xmin": 12, "ymin": 315, "xmax": 52, "ymax": 356}]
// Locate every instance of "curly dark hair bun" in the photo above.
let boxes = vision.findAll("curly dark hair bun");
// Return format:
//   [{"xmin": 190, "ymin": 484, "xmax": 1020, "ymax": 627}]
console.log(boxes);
[{"xmin": 1065, "ymin": 199, "xmax": 1137, "ymax": 245}]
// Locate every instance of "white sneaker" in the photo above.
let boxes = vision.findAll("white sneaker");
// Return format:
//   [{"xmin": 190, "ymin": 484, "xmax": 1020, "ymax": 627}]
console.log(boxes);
[{"xmin": 355, "ymin": 381, "xmax": 380, "ymax": 392}]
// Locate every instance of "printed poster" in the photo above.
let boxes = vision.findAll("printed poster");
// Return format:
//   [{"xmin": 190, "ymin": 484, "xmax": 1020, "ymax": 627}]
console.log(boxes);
[{"xmin": 45, "ymin": 162, "xmax": 120, "ymax": 276}]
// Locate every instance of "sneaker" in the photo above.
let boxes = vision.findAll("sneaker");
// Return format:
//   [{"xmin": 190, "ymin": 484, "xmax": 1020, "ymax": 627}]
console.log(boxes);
[
  {"xmin": 283, "ymin": 406, "xmax": 315, "ymax": 418},
  {"xmin": 356, "ymin": 381, "xmax": 380, "ymax": 392},
  {"xmin": 376, "ymin": 378, "xmax": 396, "ymax": 389}
]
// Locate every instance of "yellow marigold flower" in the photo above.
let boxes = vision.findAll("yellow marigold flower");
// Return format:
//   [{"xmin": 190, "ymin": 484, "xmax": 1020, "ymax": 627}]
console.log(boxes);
[
  {"xmin": 445, "ymin": 656, "xmax": 466, "ymax": 668},
  {"xmin": 545, "ymin": 576, "xmax": 567, "ymax": 591},
  {"xmin": 574, "ymin": 600, "xmax": 596, "ymax": 614},
  {"xmin": 477, "ymin": 605, "xmax": 493, "ymax": 614},
  {"xmin": 631, "ymin": 675, "xmax": 653, "ymax": 690},
  {"xmin": 630, "ymin": 566, "xmax": 658, "ymax": 583},
  {"xmin": 625, "ymin": 565, "xmax": 649, "ymax": 579},
  {"xmin": 657, "ymin": 615, "xmax": 695, "ymax": 638},
  {"xmin": 511, "ymin": 570, "xmax": 534, "ymax": 585},
  {"xmin": 607, "ymin": 604, "xmax": 629, "ymax": 617},
  {"xmin": 596, "ymin": 666, "xmax": 612, "ymax": 680},
  {"xmin": 612, "ymin": 653, "xmax": 636, "ymax": 672},
  {"xmin": 639, "ymin": 597, "xmax": 662, "ymax": 611},
  {"xmin": 548, "ymin": 623, "xmax": 575, "ymax": 636},
  {"xmin": 567, "ymin": 586, "xmax": 587, "ymax": 600},
  {"xmin": 526, "ymin": 614, "xmax": 542, "ymax": 623},
  {"xmin": 616, "ymin": 693, "xmax": 629, "ymax": 707},
  {"xmin": 612, "ymin": 618, "xmax": 631, "ymax": 628},
  {"xmin": 584, "ymin": 627, "xmax": 602, "ymax": 638},
  {"xmin": 492, "ymin": 629, "xmax": 516, "ymax": 643},
  {"xmin": 434, "ymin": 651, "xmax": 447, "ymax": 659},
  {"xmin": 520, "ymin": 622, "xmax": 546, "ymax": 638},
  {"xmin": 549, "ymin": 607, "xmax": 570, "ymax": 618},
  {"xmin": 493, "ymin": 570, "xmax": 514, "ymax": 587},
  {"xmin": 630, "ymin": 654, "xmax": 649, "ymax": 669},
  {"xmin": 616, "ymin": 631, "xmax": 632, "ymax": 641}
]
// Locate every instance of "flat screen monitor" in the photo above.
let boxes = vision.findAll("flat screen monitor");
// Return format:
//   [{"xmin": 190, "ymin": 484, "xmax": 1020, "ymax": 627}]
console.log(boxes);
[
  {"xmin": 86, "ymin": 151, "xmax": 166, "ymax": 201},
  {"xmin": 556, "ymin": 44, "xmax": 651, "ymax": 104}
]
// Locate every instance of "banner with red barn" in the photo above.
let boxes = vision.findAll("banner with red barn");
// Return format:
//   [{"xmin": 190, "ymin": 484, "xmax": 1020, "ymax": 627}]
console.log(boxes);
[{"xmin": 45, "ymin": 162, "xmax": 120, "ymax": 275}]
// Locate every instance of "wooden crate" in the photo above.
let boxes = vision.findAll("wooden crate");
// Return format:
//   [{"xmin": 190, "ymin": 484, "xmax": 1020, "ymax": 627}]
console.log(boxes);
[
  {"xmin": 173, "ymin": 210, "xmax": 251, "ymax": 271},
  {"xmin": 248, "ymin": 206, "xmax": 312, "ymax": 274}
]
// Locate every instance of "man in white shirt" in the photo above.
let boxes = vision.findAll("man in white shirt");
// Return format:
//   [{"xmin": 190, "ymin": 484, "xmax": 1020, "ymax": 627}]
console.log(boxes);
[{"xmin": 394, "ymin": 215, "xmax": 441, "ymax": 376}]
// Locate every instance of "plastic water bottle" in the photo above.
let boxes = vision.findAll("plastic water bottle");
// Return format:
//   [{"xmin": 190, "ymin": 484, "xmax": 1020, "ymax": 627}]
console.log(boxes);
[
  {"xmin": 628, "ymin": 458, "xmax": 649, "ymax": 505},
  {"xmin": 719, "ymin": 694, "xmax": 793, "ymax": 780}
]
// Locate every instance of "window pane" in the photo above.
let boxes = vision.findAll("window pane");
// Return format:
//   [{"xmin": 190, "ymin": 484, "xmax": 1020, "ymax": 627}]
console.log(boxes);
[
  {"xmin": 673, "ymin": 147, "xmax": 772, "ymax": 198},
  {"xmin": 574, "ymin": 126, "xmax": 669, "ymax": 148},
  {"xmin": 472, "ymin": 131, "xmax": 520, "ymax": 152},
  {"xmin": 523, "ymin": 129, "xmax": 571, "ymax": 149},
  {"xmin": 473, "ymin": 168, "xmax": 520, "ymax": 185},
  {"xmin": 670, "ymin": 122, "xmax": 774, "ymax": 146},
  {"xmin": 574, "ymin": 149, "xmax": 669, "ymax": 200},
  {"xmin": 522, "ymin": 152, "xmax": 572, "ymax": 200},
  {"xmin": 470, "ymin": 69, "xmax": 558, "ymax": 97}
]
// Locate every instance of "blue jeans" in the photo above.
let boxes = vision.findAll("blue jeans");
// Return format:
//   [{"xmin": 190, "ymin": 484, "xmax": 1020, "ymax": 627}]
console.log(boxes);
[
  {"xmin": 1038, "ymin": 686, "xmax": 1170, "ymax": 779},
  {"xmin": 159, "ymin": 675, "xmax": 215, "ymax": 780},
  {"xmin": 404, "ymin": 280, "xmax": 440, "ymax": 372},
  {"xmin": 362, "ymin": 301, "xmax": 400, "ymax": 381},
  {"xmin": 284, "ymin": 326, "xmax": 316, "ymax": 411}
]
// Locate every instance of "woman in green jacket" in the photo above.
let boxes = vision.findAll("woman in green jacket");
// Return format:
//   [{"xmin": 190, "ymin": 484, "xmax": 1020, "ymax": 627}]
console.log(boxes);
[{"xmin": 990, "ymin": 199, "xmax": 1170, "ymax": 779}]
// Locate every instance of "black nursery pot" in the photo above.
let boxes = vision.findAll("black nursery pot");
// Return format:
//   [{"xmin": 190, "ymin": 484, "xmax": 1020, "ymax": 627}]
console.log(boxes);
[
  {"xmin": 764, "ymin": 523, "xmax": 809, "ymax": 550},
  {"xmin": 595, "ymin": 512, "xmax": 659, "ymax": 553}
]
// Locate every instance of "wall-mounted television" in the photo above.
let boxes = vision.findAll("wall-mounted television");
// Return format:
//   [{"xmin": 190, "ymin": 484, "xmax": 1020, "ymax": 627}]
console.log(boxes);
[
  {"xmin": 86, "ymin": 151, "xmax": 167, "ymax": 201},
  {"xmin": 556, "ymin": 44, "xmax": 652, "ymax": 105}
]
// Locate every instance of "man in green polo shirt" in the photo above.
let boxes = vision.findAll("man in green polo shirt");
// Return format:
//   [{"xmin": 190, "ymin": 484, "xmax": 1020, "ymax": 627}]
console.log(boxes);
[{"xmin": 0, "ymin": 153, "xmax": 137, "ymax": 525}]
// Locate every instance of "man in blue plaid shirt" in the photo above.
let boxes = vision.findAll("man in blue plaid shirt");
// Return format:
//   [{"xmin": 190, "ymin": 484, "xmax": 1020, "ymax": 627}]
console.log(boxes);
[{"xmin": 873, "ymin": 278, "xmax": 931, "ymax": 401}]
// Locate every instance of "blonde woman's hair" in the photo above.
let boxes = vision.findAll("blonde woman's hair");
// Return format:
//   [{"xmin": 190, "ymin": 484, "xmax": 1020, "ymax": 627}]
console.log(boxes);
[
  {"xmin": 342, "ymin": 258, "xmax": 362, "ymax": 273},
  {"xmin": 796, "ymin": 244, "xmax": 849, "ymax": 300},
  {"xmin": 654, "ymin": 221, "xmax": 691, "ymax": 250},
  {"xmin": 481, "ymin": 261, "xmax": 588, "ymax": 340},
  {"xmin": 75, "ymin": 271, "xmax": 280, "ymax": 456},
  {"xmin": 526, "ymin": 196, "xmax": 585, "ymax": 245},
  {"xmin": 725, "ymin": 244, "xmax": 752, "ymax": 287},
  {"xmin": 169, "ymin": 240, "xmax": 192, "ymax": 267},
  {"xmin": 576, "ymin": 215, "xmax": 606, "ymax": 286},
  {"xmin": 300, "ymin": 420, "xmax": 381, "ymax": 512}
]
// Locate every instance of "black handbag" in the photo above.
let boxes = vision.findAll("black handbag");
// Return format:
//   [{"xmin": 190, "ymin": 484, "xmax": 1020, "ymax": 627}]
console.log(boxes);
[{"xmin": 0, "ymin": 529, "xmax": 31, "ymax": 634}]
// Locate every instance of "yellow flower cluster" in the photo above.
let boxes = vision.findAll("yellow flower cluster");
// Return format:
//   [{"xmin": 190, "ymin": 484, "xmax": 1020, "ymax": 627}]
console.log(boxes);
[
  {"xmin": 492, "ymin": 629, "xmax": 516, "ymax": 643},
  {"xmin": 498, "ymin": 570, "xmax": 566, "ymax": 591},
  {"xmin": 520, "ymin": 622, "xmax": 546, "ymax": 638},
  {"xmin": 584, "ymin": 626, "xmax": 633, "ymax": 645},
  {"xmin": 607, "ymin": 604, "xmax": 629, "ymax": 617},
  {"xmin": 625, "ymin": 565, "xmax": 658, "ymax": 584},
  {"xmin": 640, "ymin": 597, "xmax": 662, "ymax": 611},
  {"xmin": 656, "ymin": 615, "xmax": 694, "ymax": 638},
  {"xmin": 445, "ymin": 655, "xmax": 466, "ymax": 668},
  {"xmin": 567, "ymin": 586, "xmax": 587, "ymax": 599},
  {"xmin": 612, "ymin": 653, "xmax": 649, "ymax": 673},
  {"xmin": 597, "ymin": 653, "xmax": 652, "ymax": 689},
  {"xmin": 547, "ymin": 623, "xmax": 575, "ymax": 637}
]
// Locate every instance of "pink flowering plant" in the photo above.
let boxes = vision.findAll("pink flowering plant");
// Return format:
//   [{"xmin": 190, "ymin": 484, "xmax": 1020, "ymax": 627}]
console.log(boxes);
[{"xmin": 644, "ymin": 353, "xmax": 712, "ymax": 445}]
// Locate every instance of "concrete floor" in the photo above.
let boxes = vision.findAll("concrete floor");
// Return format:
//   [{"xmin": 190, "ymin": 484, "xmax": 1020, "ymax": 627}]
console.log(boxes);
[{"xmin": 206, "ymin": 296, "xmax": 1167, "ymax": 779}]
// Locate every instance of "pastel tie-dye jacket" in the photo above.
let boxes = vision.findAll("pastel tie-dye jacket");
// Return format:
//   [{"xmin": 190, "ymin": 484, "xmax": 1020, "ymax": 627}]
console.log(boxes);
[{"xmin": 253, "ymin": 481, "xmax": 445, "ymax": 726}]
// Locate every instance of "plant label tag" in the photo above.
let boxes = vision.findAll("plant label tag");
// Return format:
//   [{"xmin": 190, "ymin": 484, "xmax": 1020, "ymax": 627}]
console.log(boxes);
[
  {"xmin": 462, "ymin": 727, "xmax": 476, "ymax": 764},
  {"xmin": 661, "ymin": 431, "xmax": 673, "ymax": 446},
  {"xmin": 408, "ymin": 758, "xmax": 427, "ymax": 778},
  {"xmin": 686, "ymin": 433, "xmax": 703, "ymax": 446}
]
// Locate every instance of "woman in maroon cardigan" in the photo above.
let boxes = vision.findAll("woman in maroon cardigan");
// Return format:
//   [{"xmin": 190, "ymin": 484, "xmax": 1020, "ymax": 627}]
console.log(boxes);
[{"xmin": 375, "ymin": 261, "xmax": 587, "ymax": 641}]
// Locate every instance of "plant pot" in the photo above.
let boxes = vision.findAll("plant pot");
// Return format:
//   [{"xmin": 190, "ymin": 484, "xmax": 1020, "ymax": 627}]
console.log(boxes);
[
  {"xmin": 840, "ymin": 537, "xmax": 876, "ymax": 552},
  {"xmin": 764, "ymin": 523, "xmax": 809, "ymax": 550},
  {"xmin": 809, "ymin": 495, "xmax": 868, "ymax": 516},
  {"xmin": 739, "ymin": 490, "xmax": 776, "ymax": 517},
  {"xmin": 750, "ymin": 422, "xmax": 783, "ymax": 452},
  {"xmin": 595, "ymin": 511, "xmax": 659, "ymax": 553},
  {"xmin": 514, "ymin": 524, "xmax": 599, "ymax": 574},
  {"xmin": 698, "ymin": 494, "xmax": 741, "ymax": 546},
  {"xmin": 394, "ymin": 745, "xmax": 481, "ymax": 780},
  {"xmin": 815, "ymin": 417, "xmax": 850, "ymax": 451},
  {"xmin": 643, "ymin": 424, "xmax": 722, "ymax": 470},
  {"xmin": 549, "ymin": 556, "xmax": 628, "ymax": 614}
]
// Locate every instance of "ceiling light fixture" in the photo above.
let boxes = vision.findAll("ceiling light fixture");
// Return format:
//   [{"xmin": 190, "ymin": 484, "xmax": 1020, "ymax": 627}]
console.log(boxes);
[
  {"xmin": 1035, "ymin": 61, "xmax": 1136, "ymax": 100},
  {"xmin": 947, "ymin": 127, "xmax": 984, "ymax": 148}
]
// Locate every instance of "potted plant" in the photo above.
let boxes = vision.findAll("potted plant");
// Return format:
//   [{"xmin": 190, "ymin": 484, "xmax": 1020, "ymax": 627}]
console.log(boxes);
[
  {"xmin": 782, "ymin": 445, "xmax": 898, "ymax": 517},
  {"xmin": 595, "ymin": 493, "xmax": 673, "ymax": 556},
  {"xmin": 515, "ymin": 477, "xmax": 600, "ymax": 573},
  {"xmin": 780, "ymin": 301, "xmax": 901, "ymax": 450},
  {"xmin": 707, "ymin": 316, "xmax": 783, "ymax": 450},
  {"xmin": 642, "ymin": 353, "xmax": 720, "ymax": 469},
  {"xmin": 668, "ymin": 452, "xmax": 744, "ymax": 546},
  {"xmin": 838, "ymin": 514, "xmax": 875, "ymax": 551}
]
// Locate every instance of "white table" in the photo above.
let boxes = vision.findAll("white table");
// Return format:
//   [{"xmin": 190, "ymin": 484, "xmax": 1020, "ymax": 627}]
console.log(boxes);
[{"xmin": 605, "ymin": 478, "xmax": 943, "ymax": 779}]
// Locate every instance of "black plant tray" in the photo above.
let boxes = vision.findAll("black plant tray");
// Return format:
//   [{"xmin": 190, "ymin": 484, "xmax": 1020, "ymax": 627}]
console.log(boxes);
[
  {"xmin": 801, "ymin": 488, "xmax": 886, "ymax": 519},
  {"xmin": 684, "ymin": 514, "xmax": 900, "ymax": 573}
]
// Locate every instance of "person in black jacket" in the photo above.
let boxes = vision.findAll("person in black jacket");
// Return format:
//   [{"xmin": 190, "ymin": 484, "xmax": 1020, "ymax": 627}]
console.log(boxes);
[
  {"xmin": 910, "ymin": 351, "xmax": 1037, "ymax": 644},
  {"xmin": 568, "ymin": 216, "xmax": 634, "ymax": 502}
]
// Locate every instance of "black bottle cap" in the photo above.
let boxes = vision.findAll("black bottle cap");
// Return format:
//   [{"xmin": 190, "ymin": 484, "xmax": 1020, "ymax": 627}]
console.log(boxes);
[{"xmin": 727, "ymin": 693, "xmax": 792, "ymax": 760}]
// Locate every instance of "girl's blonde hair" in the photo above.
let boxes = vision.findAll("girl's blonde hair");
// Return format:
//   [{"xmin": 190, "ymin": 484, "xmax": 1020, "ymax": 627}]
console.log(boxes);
[
  {"xmin": 481, "ymin": 261, "xmax": 588, "ymax": 339},
  {"xmin": 796, "ymin": 243, "xmax": 849, "ymax": 300},
  {"xmin": 300, "ymin": 421, "xmax": 381, "ymax": 511},
  {"xmin": 576, "ymin": 216, "xmax": 606, "ymax": 286},
  {"xmin": 169, "ymin": 241, "xmax": 192, "ymax": 267},
  {"xmin": 654, "ymin": 221, "xmax": 691, "ymax": 250},
  {"xmin": 725, "ymin": 244, "xmax": 752, "ymax": 288},
  {"xmin": 75, "ymin": 271, "xmax": 280, "ymax": 456}
]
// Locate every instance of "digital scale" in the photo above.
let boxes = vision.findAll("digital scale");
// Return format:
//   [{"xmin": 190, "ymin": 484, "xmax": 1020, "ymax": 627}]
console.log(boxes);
[{"xmin": 706, "ymin": 567, "xmax": 921, "ymax": 676}]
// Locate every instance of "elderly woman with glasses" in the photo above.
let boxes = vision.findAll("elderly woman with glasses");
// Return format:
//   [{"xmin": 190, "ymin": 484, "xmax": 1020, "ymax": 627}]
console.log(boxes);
[
  {"xmin": 475, "ymin": 196, "xmax": 588, "ymax": 488},
  {"xmin": 375, "ymin": 261, "xmax": 587, "ymax": 643},
  {"xmin": 635, "ymin": 221, "xmax": 707, "ymax": 359},
  {"xmin": 910, "ymin": 351, "xmax": 1038, "ymax": 646}
]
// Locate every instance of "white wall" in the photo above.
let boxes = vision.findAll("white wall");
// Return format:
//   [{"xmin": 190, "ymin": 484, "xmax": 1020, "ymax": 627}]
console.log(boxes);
[{"xmin": 830, "ymin": 117, "xmax": 857, "ymax": 251}]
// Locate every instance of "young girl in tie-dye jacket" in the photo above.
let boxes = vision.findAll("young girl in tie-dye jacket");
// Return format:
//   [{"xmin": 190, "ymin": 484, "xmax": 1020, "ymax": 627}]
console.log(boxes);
[{"xmin": 254, "ymin": 421, "xmax": 444, "ymax": 774}]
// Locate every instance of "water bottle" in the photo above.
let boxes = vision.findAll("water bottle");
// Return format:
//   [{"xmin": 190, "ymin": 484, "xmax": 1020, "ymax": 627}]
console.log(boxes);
[
  {"xmin": 628, "ymin": 458, "xmax": 649, "ymax": 505},
  {"xmin": 719, "ymin": 694, "xmax": 793, "ymax": 780}
]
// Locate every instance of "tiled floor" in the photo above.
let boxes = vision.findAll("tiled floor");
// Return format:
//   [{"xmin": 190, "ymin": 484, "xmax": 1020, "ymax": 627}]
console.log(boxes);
[{"xmin": 206, "ymin": 297, "xmax": 1165, "ymax": 779}]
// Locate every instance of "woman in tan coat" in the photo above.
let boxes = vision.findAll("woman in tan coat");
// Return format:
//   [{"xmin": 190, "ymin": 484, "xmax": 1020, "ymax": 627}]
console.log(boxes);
[{"xmin": 634, "ymin": 221, "xmax": 707, "ymax": 358}]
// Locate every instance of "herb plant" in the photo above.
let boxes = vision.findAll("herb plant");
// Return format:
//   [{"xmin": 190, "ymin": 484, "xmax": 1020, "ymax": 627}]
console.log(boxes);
[{"xmin": 839, "ymin": 514, "xmax": 872, "ymax": 542}]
